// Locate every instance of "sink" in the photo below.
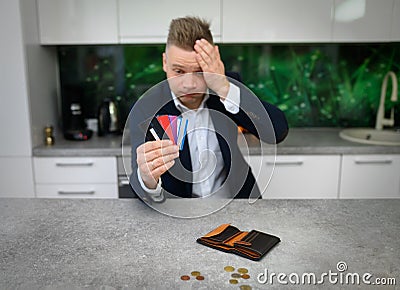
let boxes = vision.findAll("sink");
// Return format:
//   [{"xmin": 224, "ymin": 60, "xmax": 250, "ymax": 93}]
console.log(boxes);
[{"xmin": 339, "ymin": 128, "xmax": 400, "ymax": 146}]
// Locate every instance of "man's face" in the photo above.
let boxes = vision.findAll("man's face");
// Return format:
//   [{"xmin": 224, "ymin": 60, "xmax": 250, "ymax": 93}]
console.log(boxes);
[{"xmin": 163, "ymin": 45, "xmax": 207, "ymax": 110}]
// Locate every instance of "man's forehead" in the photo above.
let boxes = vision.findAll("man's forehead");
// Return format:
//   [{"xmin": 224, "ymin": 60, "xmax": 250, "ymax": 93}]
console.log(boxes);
[
  {"xmin": 171, "ymin": 63, "xmax": 201, "ymax": 71},
  {"xmin": 165, "ymin": 46, "xmax": 201, "ymax": 69},
  {"xmin": 168, "ymin": 57, "xmax": 201, "ymax": 72}
]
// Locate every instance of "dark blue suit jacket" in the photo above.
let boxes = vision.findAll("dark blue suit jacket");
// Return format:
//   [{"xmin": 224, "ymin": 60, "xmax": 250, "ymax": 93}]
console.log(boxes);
[{"xmin": 129, "ymin": 79, "xmax": 288, "ymax": 199}]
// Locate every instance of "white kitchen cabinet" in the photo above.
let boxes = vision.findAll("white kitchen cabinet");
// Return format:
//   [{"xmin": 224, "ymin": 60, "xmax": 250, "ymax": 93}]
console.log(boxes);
[
  {"xmin": 332, "ymin": 0, "xmax": 394, "ymax": 42},
  {"xmin": 0, "ymin": 158, "xmax": 35, "ymax": 198},
  {"xmin": 118, "ymin": 0, "xmax": 221, "ymax": 43},
  {"xmin": 222, "ymin": 0, "xmax": 333, "ymax": 43},
  {"xmin": 35, "ymin": 184, "xmax": 117, "ymax": 199},
  {"xmin": 37, "ymin": 0, "xmax": 119, "ymax": 44},
  {"xmin": 0, "ymin": 0, "xmax": 40, "ymax": 197},
  {"xmin": 245, "ymin": 155, "xmax": 341, "ymax": 198},
  {"xmin": 0, "ymin": 0, "xmax": 33, "ymax": 195},
  {"xmin": 34, "ymin": 157, "xmax": 118, "ymax": 198},
  {"xmin": 392, "ymin": 0, "xmax": 400, "ymax": 40},
  {"xmin": 0, "ymin": 1, "xmax": 32, "ymax": 157},
  {"xmin": 340, "ymin": 155, "xmax": 400, "ymax": 198}
]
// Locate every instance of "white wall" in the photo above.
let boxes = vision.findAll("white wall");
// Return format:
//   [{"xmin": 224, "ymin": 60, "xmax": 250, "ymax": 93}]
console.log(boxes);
[
  {"xmin": 0, "ymin": 0, "xmax": 32, "ymax": 156},
  {"xmin": 0, "ymin": 0, "xmax": 34, "ymax": 196},
  {"xmin": 0, "ymin": 0, "xmax": 58, "ymax": 197},
  {"xmin": 20, "ymin": 0, "xmax": 59, "ymax": 148}
]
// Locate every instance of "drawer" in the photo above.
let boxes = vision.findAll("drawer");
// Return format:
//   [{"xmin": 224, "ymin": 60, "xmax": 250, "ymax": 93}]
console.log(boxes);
[
  {"xmin": 245, "ymin": 155, "xmax": 340, "ymax": 198},
  {"xmin": 340, "ymin": 155, "xmax": 400, "ymax": 198},
  {"xmin": 34, "ymin": 157, "xmax": 117, "ymax": 184},
  {"xmin": 35, "ymin": 183, "xmax": 118, "ymax": 199}
]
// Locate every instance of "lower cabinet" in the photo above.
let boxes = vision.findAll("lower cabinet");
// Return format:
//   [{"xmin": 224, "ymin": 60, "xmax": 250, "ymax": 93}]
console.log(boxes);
[
  {"xmin": 245, "ymin": 154, "xmax": 400, "ymax": 199},
  {"xmin": 245, "ymin": 155, "xmax": 341, "ymax": 198},
  {"xmin": 33, "ymin": 157, "xmax": 118, "ymax": 198},
  {"xmin": 340, "ymin": 155, "xmax": 400, "ymax": 198},
  {"xmin": 35, "ymin": 184, "xmax": 117, "ymax": 199},
  {"xmin": 32, "ymin": 154, "xmax": 400, "ymax": 199},
  {"xmin": 0, "ymin": 157, "xmax": 35, "ymax": 198}
]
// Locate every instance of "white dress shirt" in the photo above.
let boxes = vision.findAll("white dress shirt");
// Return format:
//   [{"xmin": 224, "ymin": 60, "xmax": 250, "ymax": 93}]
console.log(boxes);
[{"xmin": 138, "ymin": 83, "xmax": 240, "ymax": 199}]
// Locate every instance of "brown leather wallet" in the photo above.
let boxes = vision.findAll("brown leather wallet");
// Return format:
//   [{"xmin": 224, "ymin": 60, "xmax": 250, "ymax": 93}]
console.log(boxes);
[{"xmin": 197, "ymin": 224, "xmax": 280, "ymax": 261}]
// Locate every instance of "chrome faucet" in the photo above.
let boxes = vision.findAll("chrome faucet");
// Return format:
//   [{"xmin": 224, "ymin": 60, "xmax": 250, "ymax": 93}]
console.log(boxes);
[{"xmin": 375, "ymin": 71, "xmax": 398, "ymax": 130}]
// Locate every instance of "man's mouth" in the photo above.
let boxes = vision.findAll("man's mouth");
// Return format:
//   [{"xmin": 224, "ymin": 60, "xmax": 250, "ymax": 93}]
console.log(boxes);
[{"xmin": 180, "ymin": 93, "xmax": 201, "ymax": 98}]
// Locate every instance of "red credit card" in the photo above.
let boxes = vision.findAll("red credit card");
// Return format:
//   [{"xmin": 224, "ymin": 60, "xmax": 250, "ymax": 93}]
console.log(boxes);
[{"xmin": 156, "ymin": 115, "xmax": 175, "ymax": 142}]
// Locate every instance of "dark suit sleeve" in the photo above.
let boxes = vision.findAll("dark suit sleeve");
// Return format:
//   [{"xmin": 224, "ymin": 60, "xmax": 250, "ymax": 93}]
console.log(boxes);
[
  {"xmin": 128, "ymin": 85, "xmax": 169, "ymax": 201},
  {"xmin": 128, "ymin": 102, "xmax": 151, "ymax": 199},
  {"xmin": 226, "ymin": 80, "xmax": 289, "ymax": 144}
]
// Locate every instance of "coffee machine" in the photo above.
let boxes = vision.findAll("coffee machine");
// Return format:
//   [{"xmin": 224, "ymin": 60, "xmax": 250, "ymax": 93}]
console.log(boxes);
[{"xmin": 62, "ymin": 85, "xmax": 93, "ymax": 141}]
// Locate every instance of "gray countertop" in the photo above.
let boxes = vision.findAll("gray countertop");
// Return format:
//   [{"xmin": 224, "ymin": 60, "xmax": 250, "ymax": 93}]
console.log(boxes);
[
  {"xmin": 0, "ymin": 198, "xmax": 399, "ymax": 289},
  {"xmin": 33, "ymin": 128, "xmax": 400, "ymax": 157}
]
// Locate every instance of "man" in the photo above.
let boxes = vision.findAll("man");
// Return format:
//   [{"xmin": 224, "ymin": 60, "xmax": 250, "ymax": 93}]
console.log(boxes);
[{"xmin": 130, "ymin": 16, "xmax": 288, "ymax": 201}]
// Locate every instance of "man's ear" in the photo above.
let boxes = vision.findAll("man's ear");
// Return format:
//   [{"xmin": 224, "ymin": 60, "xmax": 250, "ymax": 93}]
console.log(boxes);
[{"xmin": 162, "ymin": 52, "xmax": 167, "ymax": 73}]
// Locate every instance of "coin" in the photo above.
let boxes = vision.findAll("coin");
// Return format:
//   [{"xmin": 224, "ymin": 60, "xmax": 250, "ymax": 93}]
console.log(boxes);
[
  {"xmin": 196, "ymin": 275, "xmax": 205, "ymax": 281},
  {"xmin": 240, "ymin": 285, "xmax": 252, "ymax": 290},
  {"xmin": 224, "ymin": 266, "xmax": 235, "ymax": 272},
  {"xmin": 241, "ymin": 274, "xmax": 251, "ymax": 279},
  {"xmin": 191, "ymin": 271, "xmax": 201, "ymax": 277},
  {"xmin": 231, "ymin": 273, "xmax": 242, "ymax": 278},
  {"xmin": 229, "ymin": 279, "xmax": 239, "ymax": 284},
  {"xmin": 238, "ymin": 267, "xmax": 249, "ymax": 274},
  {"xmin": 180, "ymin": 275, "xmax": 190, "ymax": 281}
]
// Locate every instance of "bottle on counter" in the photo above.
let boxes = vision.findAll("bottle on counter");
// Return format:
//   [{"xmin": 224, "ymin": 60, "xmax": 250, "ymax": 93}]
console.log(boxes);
[{"xmin": 44, "ymin": 125, "xmax": 55, "ymax": 146}]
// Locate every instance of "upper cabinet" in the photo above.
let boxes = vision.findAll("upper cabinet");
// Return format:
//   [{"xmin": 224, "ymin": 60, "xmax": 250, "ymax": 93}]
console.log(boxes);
[
  {"xmin": 392, "ymin": 0, "xmax": 400, "ymax": 40},
  {"xmin": 36, "ymin": 0, "xmax": 399, "ymax": 44},
  {"xmin": 118, "ymin": 0, "xmax": 221, "ymax": 43},
  {"xmin": 37, "ymin": 0, "xmax": 119, "ymax": 44},
  {"xmin": 222, "ymin": 0, "xmax": 333, "ymax": 43},
  {"xmin": 332, "ymin": 0, "xmax": 394, "ymax": 42}
]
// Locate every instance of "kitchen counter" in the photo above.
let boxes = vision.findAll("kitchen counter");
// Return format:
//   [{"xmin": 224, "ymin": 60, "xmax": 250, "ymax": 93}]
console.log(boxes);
[
  {"xmin": 33, "ymin": 128, "xmax": 400, "ymax": 157},
  {"xmin": 1, "ymin": 198, "xmax": 399, "ymax": 289},
  {"xmin": 33, "ymin": 134, "xmax": 124, "ymax": 157}
]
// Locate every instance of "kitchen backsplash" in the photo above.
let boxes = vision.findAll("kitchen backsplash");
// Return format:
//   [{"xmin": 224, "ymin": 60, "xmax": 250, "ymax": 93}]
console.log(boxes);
[{"xmin": 58, "ymin": 43, "xmax": 400, "ymax": 128}]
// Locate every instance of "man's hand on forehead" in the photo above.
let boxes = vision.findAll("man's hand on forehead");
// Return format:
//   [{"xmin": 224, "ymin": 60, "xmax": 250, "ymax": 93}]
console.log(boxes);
[
  {"xmin": 194, "ymin": 39, "xmax": 221, "ymax": 72},
  {"xmin": 194, "ymin": 38, "xmax": 230, "ymax": 99}
]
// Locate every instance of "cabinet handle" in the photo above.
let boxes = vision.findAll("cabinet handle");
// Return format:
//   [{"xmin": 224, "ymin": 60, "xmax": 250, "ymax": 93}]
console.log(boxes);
[
  {"xmin": 58, "ymin": 190, "xmax": 95, "ymax": 195},
  {"xmin": 266, "ymin": 161, "xmax": 304, "ymax": 166},
  {"xmin": 55, "ymin": 162, "xmax": 94, "ymax": 167},
  {"xmin": 119, "ymin": 179, "xmax": 130, "ymax": 186},
  {"xmin": 354, "ymin": 160, "xmax": 393, "ymax": 165}
]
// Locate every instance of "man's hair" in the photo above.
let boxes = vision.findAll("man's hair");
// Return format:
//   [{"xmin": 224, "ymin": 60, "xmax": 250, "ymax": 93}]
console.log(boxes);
[{"xmin": 166, "ymin": 16, "xmax": 213, "ymax": 50}]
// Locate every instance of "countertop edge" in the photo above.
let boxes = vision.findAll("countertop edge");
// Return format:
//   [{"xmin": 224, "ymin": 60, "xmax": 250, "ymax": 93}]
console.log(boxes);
[{"xmin": 32, "ymin": 128, "xmax": 400, "ymax": 157}]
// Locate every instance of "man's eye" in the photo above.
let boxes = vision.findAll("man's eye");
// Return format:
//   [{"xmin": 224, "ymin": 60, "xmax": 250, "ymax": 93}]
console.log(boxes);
[{"xmin": 174, "ymin": 69, "xmax": 184, "ymax": 74}]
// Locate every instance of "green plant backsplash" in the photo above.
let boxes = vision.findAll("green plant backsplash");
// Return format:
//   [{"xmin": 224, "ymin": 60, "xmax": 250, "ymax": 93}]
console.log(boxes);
[{"xmin": 58, "ymin": 43, "xmax": 400, "ymax": 128}]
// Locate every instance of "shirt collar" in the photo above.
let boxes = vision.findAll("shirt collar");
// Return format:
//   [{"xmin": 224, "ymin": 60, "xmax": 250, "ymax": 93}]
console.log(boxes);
[{"xmin": 171, "ymin": 90, "xmax": 210, "ymax": 113}]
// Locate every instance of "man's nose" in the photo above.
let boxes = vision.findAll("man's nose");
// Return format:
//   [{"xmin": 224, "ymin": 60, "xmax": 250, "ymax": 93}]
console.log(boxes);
[{"xmin": 182, "ymin": 73, "xmax": 197, "ymax": 89}]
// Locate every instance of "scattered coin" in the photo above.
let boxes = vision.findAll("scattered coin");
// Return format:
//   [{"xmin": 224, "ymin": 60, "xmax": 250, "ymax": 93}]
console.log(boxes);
[
  {"xmin": 229, "ymin": 279, "xmax": 239, "ymax": 284},
  {"xmin": 191, "ymin": 271, "xmax": 201, "ymax": 277},
  {"xmin": 237, "ymin": 267, "xmax": 249, "ymax": 274},
  {"xmin": 180, "ymin": 275, "xmax": 190, "ymax": 281},
  {"xmin": 196, "ymin": 275, "xmax": 205, "ymax": 281},
  {"xmin": 241, "ymin": 274, "xmax": 250, "ymax": 279},
  {"xmin": 224, "ymin": 266, "xmax": 235, "ymax": 272},
  {"xmin": 240, "ymin": 285, "xmax": 252, "ymax": 290},
  {"xmin": 231, "ymin": 273, "xmax": 242, "ymax": 278}
]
